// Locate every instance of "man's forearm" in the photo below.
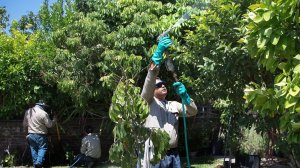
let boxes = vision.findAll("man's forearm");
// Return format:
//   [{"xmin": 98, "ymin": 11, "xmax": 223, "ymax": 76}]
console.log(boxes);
[
  {"xmin": 185, "ymin": 99, "xmax": 198, "ymax": 117},
  {"xmin": 141, "ymin": 64, "xmax": 159, "ymax": 102}
]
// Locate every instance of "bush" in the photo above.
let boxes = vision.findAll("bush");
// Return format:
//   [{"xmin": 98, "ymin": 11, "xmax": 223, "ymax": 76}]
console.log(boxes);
[
  {"xmin": 239, "ymin": 124, "xmax": 267, "ymax": 156},
  {"xmin": 1, "ymin": 152, "xmax": 16, "ymax": 167}
]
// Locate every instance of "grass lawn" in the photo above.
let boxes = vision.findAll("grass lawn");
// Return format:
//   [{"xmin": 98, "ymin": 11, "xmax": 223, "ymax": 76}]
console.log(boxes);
[
  {"xmin": 183, "ymin": 156, "xmax": 224, "ymax": 168},
  {"xmin": 91, "ymin": 156, "xmax": 223, "ymax": 168},
  {"xmin": 16, "ymin": 156, "xmax": 223, "ymax": 168}
]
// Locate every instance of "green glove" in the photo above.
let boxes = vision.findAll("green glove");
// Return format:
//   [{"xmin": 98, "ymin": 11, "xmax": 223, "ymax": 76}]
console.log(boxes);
[
  {"xmin": 151, "ymin": 36, "xmax": 173, "ymax": 65},
  {"xmin": 173, "ymin": 82, "xmax": 191, "ymax": 105}
]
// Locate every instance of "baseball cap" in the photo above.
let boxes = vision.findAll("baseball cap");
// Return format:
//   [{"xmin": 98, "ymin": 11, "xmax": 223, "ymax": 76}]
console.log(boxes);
[
  {"xmin": 36, "ymin": 100, "xmax": 49, "ymax": 107},
  {"xmin": 155, "ymin": 78, "xmax": 167, "ymax": 88}
]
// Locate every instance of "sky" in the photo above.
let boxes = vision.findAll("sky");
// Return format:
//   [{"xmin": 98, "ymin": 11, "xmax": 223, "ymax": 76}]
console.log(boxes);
[{"xmin": 0, "ymin": 0, "xmax": 57, "ymax": 22}]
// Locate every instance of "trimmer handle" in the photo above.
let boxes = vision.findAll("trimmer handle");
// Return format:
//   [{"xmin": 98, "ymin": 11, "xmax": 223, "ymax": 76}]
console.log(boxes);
[
  {"xmin": 165, "ymin": 57, "xmax": 179, "ymax": 81},
  {"xmin": 157, "ymin": 28, "xmax": 171, "ymax": 41}
]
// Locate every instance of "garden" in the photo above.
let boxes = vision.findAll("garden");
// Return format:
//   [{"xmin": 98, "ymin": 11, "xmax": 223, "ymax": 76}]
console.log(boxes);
[{"xmin": 0, "ymin": 0, "xmax": 300, "ymax": 167}]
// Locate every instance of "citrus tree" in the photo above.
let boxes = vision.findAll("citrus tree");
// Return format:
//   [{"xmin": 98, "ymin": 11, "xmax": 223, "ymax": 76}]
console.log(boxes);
[
  {"xmin": 168, "ymin": 0, "xmax": 265, "ymax": 153},
  {"xmin": 242, "ymin": 0, "xmax": 300, "ymax": 165},
  {"xmin": 0, "ymin": 28, "xmax": 57, "ymax": 119}
]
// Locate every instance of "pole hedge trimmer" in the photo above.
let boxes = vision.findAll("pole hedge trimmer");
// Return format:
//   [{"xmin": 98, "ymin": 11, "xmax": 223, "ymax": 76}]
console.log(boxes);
[
  {"xmin": 157, "ymin": 2, "xmax": 210, "ymax": 167},
  {"xmin": 164, "ymin": 55, "xmax": 191, "ymax": 168}
]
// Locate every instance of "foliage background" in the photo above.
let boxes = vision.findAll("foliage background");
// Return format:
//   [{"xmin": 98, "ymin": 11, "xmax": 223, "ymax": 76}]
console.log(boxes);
[{"xmin": 0, "ymin": 0, "xmax": 299, "ymax": 166}]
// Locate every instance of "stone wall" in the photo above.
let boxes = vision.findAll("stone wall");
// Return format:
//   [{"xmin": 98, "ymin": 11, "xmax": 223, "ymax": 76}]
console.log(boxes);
[{"xmin": 0, "ymin": 117, "xmax": 114, "ymax": 166}]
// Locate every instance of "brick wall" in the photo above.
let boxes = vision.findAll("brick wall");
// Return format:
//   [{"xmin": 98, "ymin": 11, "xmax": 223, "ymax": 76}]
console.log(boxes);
[
  {"xmin": 0, "ymin": 117, "xmax": 114, "ymax": 166},
  {"xmin": 0, "ymin": 105, "xmax": 221, "ymax": 166}
]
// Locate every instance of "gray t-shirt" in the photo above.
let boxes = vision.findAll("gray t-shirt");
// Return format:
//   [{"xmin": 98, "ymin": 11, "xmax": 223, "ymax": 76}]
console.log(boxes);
[
  {"xmin": 141, "ymin": 66, "xmax": 198, "ymax": 148},
  {"xmin": 81, "ymin": 133, "xmax": 101, "ymax": 159},
  {"xmin": 23, "ymin": 105, "xmax": 56, "ymax": 134}
]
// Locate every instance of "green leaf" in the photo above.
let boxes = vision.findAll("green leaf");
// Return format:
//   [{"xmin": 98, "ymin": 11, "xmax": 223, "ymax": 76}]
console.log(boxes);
[
  {"xmin": 293, "ymin": 65, "xmax": 300, "ymax": 74},
  {"xmin": 289, "ymin": 86, "xmax": 300, "ymax": 97},
  {"xmin": 277, "ymin": 62, "xmax": 287, "ymax": 70},
  {"xmin": 281, "ymin": 37, "xmax": 288, "ymax": 51},
  {"xmin": 293, "ymin": 123, "xmax": 300, "ymax": 129},
  {"xmin": 248, "ymin": 4, "xmax": 265, "ymax": 11},
  {"xmin": 274, "ymin": 73, "xmax": 285, "ymax": 84},
  {"xmin": 257, "ymin": 36, "xmax": 267, "ymax": 48},
  {"xmin": 265, "ymin": 58, "xmax": 276, "ymax": 71},
  {"xmin": 264, "ymin": 27, "xmax": 272, "ymax": 38},
  {"xmin": 295, "ymin": 105, "xmax": 300, "ymax": 113},
  {"xmin": 255, "ymin": 94, "xmax": 267, "ymax": 105},
  {"xmin": 271, "ymin": 35, "xmax": 280, "ymax": 45},
  {"xmin": 293, "ymin": 54, "xmax": 300, "ymax": 60},
  {"xmin": 275, "ymin": 89, "xmax": 286, "ymax": 98},
  {"xmin": 284, "ymin": 99, "xmax": 297, "ymax": 109},
  {"xmin": 263, "ymin": 11, "xmax": 273, "ymax": 21},
  {"xmin": 253, "ymin": 15, "xmax": 263, "ymax": 23}
]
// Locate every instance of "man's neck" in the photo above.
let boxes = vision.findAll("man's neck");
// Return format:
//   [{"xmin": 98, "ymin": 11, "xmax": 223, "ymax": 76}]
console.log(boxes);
[{"xmin": 155, "ymin": 96, "xmax": 166, "ymax": 101}]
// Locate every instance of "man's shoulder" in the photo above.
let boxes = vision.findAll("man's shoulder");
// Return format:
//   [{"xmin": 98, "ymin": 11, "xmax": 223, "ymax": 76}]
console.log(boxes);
[
  {"xmin": 91, "ymin": 134, "xmax": 100, "ymax": 139},
  {"xmin": 84, "ymin": 133, "xmax": 99, "ymax": 137},
  {"xmin": 83, "ymin": 134, "xmax": 100, "ymax": 141},
  {"xmin": 33, "ymin": 106, "xmax": 48, "ymax": 114}
]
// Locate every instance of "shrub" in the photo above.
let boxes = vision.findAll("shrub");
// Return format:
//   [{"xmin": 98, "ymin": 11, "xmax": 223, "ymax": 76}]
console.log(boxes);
[{"xmin": 239, "ymin": 125, "xmax": 267, "ymax": 156}]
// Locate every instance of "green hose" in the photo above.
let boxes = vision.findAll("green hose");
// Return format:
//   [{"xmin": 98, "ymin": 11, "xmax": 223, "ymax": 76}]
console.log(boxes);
[{"xmin": 182, "ymin": 103, "xmax": 191, "ymax": 168}]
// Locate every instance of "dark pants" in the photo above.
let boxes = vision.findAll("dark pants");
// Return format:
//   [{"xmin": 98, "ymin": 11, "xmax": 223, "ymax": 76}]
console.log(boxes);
[
  {"xmin": 71, "ymin": 154, "xmax": 96, "ymax": 168},
  {"xmin": 27, "ymin": 133, "xmax": 48, "ymax": 168},
  {"xmin": 137, "ymin": 148, "xmax": 181, "ymax": 168},
  {"xmin": 153, "ymin": 148, "xmax": 181, "ymax": 168}
]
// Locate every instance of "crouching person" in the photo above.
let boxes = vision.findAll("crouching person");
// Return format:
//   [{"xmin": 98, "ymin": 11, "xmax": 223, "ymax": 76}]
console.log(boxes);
[{"xmin": 71, "ymin": 125, "xmax": 101, "ymax": 168}]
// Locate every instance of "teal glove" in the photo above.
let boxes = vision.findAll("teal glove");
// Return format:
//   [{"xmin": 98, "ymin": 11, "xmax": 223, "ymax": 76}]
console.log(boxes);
[
  {"xmin": 173, "ymin": 82, "xmax": 191, "ymax": 105},
  {"xmin": 151, "ymin": 36, "xmax": 173, "ymax": 65}
]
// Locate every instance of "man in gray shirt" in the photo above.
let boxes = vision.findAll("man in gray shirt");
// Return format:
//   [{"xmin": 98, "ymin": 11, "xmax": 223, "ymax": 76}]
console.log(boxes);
[
  {"xmin": 23, "ymin": 100, "xmax": 57, "ymax": 168},
  {"xmin": 141, "ymin": 36, "xmax": 198, "ymax": 167},
  {"xmin": 71, "ymin": 125, "xmax": 101, "ymax": 168}
]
